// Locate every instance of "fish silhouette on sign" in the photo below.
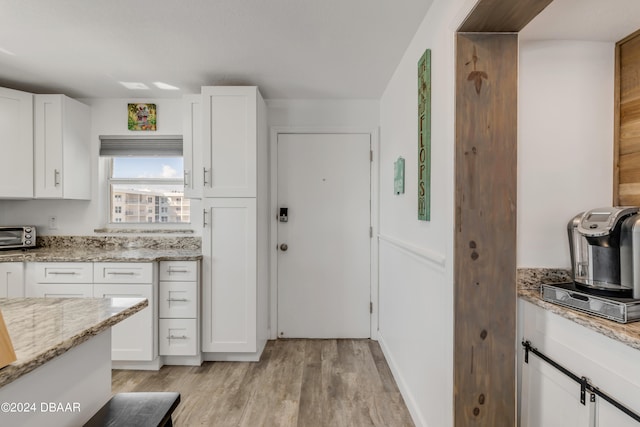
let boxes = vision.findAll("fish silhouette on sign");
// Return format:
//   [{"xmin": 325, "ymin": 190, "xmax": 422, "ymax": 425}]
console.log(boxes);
[{"xmin": 466, "ymin": 46, "xmax": 488, "ymax": 95}]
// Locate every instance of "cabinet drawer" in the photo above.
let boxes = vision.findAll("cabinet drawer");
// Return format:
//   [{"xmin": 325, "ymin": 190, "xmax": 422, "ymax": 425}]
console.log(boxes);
[
  {"xmin": 26, "ymin": 282, "xmax": 93, "ymax": 298},
  {"xmin": 159, "ymin": 261, "xmax": 198, "ymax": 282},
  {"xmin": 159, "ymin": 281, "xmax": 197, "ymax": 318},
  {"xmin": 93, "ymin": 262, "xmax": 153, "ymax": 284},
  {"xmin": 159, "ymin": 319, "xmax": 197, "ymax": 356},
  {"xmin": 28, "ymin": 262, "xmax": 93, "ymax": 283}
]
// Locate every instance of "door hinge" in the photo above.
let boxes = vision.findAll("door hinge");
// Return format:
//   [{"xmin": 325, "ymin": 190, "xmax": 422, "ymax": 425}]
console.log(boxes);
[
  {"xmin": 370, "ymin": 302, "xmax": 373, "ymax": 313},
  {"xmin": 370, "ymin": 150, "xmax": 373, "ymax": 162},
  {"xmin": 370, "ymin": 226, "xmax": 373, "ymax": 238}
]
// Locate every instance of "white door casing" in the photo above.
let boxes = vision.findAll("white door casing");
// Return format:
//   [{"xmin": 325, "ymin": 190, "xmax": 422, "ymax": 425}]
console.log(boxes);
[{"xmin": 276, "ymin": 133, "xmax": 372, "ymax": 338}]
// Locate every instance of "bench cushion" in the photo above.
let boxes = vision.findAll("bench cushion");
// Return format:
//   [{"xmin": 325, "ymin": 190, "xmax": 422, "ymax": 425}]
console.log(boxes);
[{"xmin": 84, "ymin": 392, "xmax": 180, "ymax": 427}]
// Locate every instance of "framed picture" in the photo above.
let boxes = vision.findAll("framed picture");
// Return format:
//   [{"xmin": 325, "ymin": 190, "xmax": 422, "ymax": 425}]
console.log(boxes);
[{"xmin": 128, "ymin": 103, "xmax": 157, "ymax": 131}]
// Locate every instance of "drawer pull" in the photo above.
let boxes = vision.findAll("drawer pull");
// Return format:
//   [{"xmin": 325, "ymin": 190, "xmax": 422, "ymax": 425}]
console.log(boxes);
[
  {"xmin": 107, "ymin": 272, "xmax": 136, "ymax": 275},
  {"xmin": 48, "ymin": 271, "xmax": 77, "ymax": 275},
  {"xmin": 167, "ymin": 269, "xmax": 189, "ymax": 273},
  {"xmin": 168, "ymin": 335, "xmax": 188, "ymax": 340},
  {"xmin": 167, "ymin": 298, "xmax": 189, "ymax": 302}
]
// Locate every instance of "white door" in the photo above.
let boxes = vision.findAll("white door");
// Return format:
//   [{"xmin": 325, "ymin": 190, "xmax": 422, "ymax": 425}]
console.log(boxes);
[{"xmin": 277, "ymin": 133, "xmax": 371, "ymax": 338}]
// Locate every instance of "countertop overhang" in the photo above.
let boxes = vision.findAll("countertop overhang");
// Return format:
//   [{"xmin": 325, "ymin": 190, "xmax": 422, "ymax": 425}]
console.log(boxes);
[
  {"xmin": 0, "ymin": 247, "xmax": 202, "ymax": 263},
  {"xmin": 0, "ymin": 297, "xmax": 148, "ymax": 388}
]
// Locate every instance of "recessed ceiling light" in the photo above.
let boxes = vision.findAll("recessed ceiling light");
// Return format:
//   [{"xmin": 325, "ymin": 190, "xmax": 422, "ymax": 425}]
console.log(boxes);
[
  {"xmin": 119, "ymin": 82, "xmax": 149, "ymax": 90},
  {"xmin": 153, "ymin": 82, "xmax": 180, "ymax": 90}
]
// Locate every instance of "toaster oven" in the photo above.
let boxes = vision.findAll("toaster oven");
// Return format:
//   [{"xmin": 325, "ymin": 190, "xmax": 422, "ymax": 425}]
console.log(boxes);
[{"xmin": 0, "ymin": 226, "xmax": 36, "ymax": 250}]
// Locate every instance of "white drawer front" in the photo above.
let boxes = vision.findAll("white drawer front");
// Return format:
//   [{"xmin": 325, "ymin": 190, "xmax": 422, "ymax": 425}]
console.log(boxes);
[
  {"xmin": 28, "ymin": 262, "xmax": 93, "ymax": 283},
  {"xmin": 93, "ymin": 262, "xmax": 153, "ymax": 284},
  {"xmin": 159, "ymin": 319, "xmax": 197, "ymax": 356},
  {"xmin": 159, "ymin": 261, "xmax": 198, "ymax": 282},
  {"xmin": 159, "ymin": 281, "xmax": 197, "ymax": 318},
  {"xmin": 26, "ymin": 282, "xmax": 93, "ymax": 298}
]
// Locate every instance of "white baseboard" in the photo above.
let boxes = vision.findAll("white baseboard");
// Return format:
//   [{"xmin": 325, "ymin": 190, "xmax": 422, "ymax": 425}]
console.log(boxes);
[{"xmin": 377, "ymin": 333, "xmax": 427, "ymax": 427}]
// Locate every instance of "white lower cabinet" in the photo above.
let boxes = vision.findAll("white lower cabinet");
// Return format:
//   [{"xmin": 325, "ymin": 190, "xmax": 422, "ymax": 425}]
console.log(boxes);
[
  {"xmin": 519, "ymin": 299, "xmax": 640, "ymax": 427},
  {"xmin": 202, "ymin": 198, "xmax": 257, "ymax": 354},
  {"xmin": 0, "ymin": 263, "xmax": 24, "ymax": 298},
  {"xmin": 26, "ymin": 262, "xmax": 157, "ymax": 364},
  {"xmin": 94, "ymin": 283, "xmax": 155, "ymax": 361},
  {"xmin": 158, "ymin": 261, "xmax": 199, "ymax": 359},
  {"xmin": 93, "ymin": 262, "xmax": 155, "ymax": 362}
]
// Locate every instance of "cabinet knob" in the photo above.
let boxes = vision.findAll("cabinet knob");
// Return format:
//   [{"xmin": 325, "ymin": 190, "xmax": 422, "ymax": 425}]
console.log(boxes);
[{"xmin": 279, "ymin": 243, "xmax": 288, "ymax": 252}]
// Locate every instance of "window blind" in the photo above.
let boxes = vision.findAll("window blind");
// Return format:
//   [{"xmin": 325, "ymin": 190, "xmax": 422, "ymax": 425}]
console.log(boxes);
[{"xmin": 99, "ymin": 135, "xmax": 183, "ymax": 156}]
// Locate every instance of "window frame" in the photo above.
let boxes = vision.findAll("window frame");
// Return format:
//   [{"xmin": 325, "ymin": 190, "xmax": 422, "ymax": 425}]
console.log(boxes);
[{"xmin": 105, "ymin": 157, "xmax": 192, "ymax": 229}]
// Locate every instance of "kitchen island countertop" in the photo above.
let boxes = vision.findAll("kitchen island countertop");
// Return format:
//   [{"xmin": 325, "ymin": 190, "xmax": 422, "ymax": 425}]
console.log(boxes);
[{"xmin": 0, "ymin": 297, "xmax": 148, "ymax": 388}]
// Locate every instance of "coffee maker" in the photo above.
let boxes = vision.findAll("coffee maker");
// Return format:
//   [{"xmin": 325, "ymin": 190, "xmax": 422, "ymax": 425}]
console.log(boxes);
[{"xmin": 568, "ymin": 206, "xmax": 640, "ymax": 298}]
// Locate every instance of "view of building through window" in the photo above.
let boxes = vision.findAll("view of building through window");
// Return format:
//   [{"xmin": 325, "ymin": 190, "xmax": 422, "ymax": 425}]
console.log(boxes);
[{"xmin": 109, "ymin": 157, "xmax": 190, "ymax": 224}]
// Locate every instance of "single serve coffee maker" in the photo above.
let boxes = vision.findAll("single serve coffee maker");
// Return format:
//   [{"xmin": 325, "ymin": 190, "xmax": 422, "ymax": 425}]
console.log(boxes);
[
  {"xmin": 542, "ymin": 207, "xmax": 640, "ymax": 323},
  {"xmin": 568, "ymin": 206, "xmax": 640, "ymax": 298}
]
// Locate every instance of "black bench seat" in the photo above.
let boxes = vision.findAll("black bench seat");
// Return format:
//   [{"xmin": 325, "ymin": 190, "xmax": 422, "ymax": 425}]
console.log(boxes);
[{"xmin": 84, "ymin": 392, "xmax": 181, "ymax": 427}]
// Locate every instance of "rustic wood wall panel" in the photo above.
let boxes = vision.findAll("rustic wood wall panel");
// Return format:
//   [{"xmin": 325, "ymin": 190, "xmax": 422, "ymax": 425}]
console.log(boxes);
[
  {"xmin": 615, "ymin": 29, "xmax": 640, "ymax": 205},
  {"xmin": 458, "ymin": 0, "xmax": 553, "ymax": 32},
  {"xmin": 454, "ymin": 33, "xmax": 518, "ymax": 426}
]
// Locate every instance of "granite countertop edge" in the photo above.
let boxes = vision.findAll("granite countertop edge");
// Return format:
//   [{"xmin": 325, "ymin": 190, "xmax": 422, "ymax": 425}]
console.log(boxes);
[
  {"xmin": 0, "ymin": 298, "xmax": 148, "ymax": 388},
  {"xmin": 0, "ymin": 248, "xmax": 202, "ymax": 263},
  {"xmin": 518, "ymin": 268, "xmax": 640, "ymax": 352}
]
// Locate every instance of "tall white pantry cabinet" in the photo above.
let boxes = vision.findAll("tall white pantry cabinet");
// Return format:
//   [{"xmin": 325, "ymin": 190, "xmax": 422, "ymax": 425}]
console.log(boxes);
[{"xmin": 189, "ymin": 86, "xmax": 269, "ymax": 361}]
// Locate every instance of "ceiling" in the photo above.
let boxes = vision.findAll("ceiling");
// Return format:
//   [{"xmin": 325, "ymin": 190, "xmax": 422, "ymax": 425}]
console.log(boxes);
[
  {"xmin": 0, "ymin": 0, "xmax": 434, "ymax": 100},
  {"xmin": 521, "ymin": 0, "xmax": 640, "ymax": 42}
]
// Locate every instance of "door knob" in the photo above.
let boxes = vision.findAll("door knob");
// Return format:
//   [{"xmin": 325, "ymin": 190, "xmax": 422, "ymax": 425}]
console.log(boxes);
[{"xmin": 280, "ymin": 243, "xmax": 288, "ymax": 251}]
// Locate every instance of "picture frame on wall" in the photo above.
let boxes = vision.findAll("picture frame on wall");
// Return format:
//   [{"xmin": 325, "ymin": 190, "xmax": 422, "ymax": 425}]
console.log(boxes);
[{"xmin": 128, "ymin": 103, "xmax": 157, "ymax": 131}]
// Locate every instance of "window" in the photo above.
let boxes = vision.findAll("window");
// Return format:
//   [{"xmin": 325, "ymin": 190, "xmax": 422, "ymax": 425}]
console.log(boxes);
[{"xmin": 107, "ymin": 157, "xmax": 190, "ymax": 224}]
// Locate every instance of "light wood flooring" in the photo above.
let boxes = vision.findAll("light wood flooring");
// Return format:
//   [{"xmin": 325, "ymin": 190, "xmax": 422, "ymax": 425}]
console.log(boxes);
[{"xmin": 112, "ymin": 339, "xmax": 415, "ymax": 427}]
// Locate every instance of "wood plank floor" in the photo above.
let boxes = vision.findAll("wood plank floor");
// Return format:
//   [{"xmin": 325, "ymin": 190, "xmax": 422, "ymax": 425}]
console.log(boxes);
[{"xmin": 112, "ymin": 339, "xmax": 415, "ymax": 427}]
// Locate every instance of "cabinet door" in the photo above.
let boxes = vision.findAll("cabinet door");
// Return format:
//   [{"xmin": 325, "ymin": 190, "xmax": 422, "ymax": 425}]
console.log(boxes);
[
  {"xmin": 520, "ymin": 356, "xmax": 590, "ymax": 427},
  {"xmin": 26, "ymin": 283, "xmax": 93, "ymax": 298},
  {"xmin": 0, "ymin": 87, "xmax": 33, "ymax": 198},
  {"xmin": 0, "ymin": 263, "xmax": 24, "ymax": 297},
  {"xmin": 93, "ymin": 284, "xmax": 155, "ymax": 361},
  {"xmin": 201, "ymin": 86, "xmax": 257, "ymax": 197},
  {"xmin": 34, "ymin": 95, "xmax": 91, "ymax": 200},
  {"xmin": 183, "ymin": 94, "xmax": 202, "ymax": 199},
  {"xmin": 202, "ymin": 198, "xmax": 256, "ymax": 352}
]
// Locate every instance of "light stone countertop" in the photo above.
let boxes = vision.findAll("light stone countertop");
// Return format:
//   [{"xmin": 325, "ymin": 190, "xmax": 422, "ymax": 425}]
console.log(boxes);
[
  {"xmin": 0, "ymin": 247, "xmax": 202, "ymax": 263},
  {"xmin": 518, "ymin": 268, "xmax": 640, "ymax": 352},
  {"xmin": 0, "ymin": 297, "xmax": 148, "ymax": 388}
]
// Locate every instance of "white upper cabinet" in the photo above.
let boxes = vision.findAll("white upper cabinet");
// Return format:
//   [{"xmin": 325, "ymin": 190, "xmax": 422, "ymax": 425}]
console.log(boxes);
[
  {"xmin": 201, "ymin": 86, "xmax": 259, "ymax": 198},
  {"xmin": 183, "ymin": 94, "xmax": 202, "ymax": 199},
  {"xmin": 34, "ymin": 94, "xmax": 91, "ymax": 199},
  {"xmin": 0, "ymin": 87, "xmax": 33, "ymax": 199}
]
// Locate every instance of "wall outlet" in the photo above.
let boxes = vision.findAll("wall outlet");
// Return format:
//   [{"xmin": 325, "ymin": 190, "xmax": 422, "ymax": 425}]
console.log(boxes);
[{"xmin": 48, "ymin": 216, "xmax": 58, "ymax": 230}]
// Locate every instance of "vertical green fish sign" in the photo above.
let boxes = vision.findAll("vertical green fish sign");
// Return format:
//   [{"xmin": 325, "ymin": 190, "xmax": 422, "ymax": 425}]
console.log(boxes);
[{"xmin": 418, "ymin": 49, "xmax": 431, "ymax": 221}]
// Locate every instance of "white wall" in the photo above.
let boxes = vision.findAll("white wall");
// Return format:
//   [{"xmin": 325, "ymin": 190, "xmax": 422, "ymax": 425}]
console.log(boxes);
[
  {"xmin": 0, "ymin": 97, "xmax": 199, "ymax": 235},
  {"xmin": 267, "ymin": 99, "xmax": 379, "ymax": 128},
  {"xmin": 517, "ymin": 40, "xmax": 615, "ymax": 268},
  {"xmin": 377, "ymin": 0, "xmax": 475, "ymax": 426}
]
